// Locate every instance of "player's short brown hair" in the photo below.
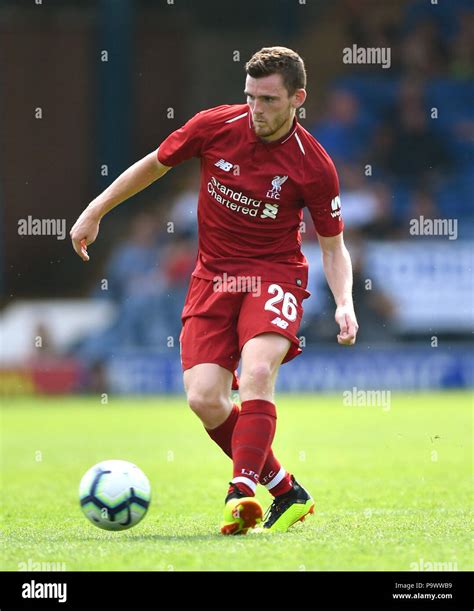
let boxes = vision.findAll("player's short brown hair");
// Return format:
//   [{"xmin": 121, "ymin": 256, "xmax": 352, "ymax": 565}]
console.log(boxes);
[{"xmin": 245, "ymin": 46, "xmax": 307, "ymax": 96}]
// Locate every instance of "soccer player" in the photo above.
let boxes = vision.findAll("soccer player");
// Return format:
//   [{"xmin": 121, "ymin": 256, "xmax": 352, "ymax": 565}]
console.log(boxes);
[{"xmin": 70, "ymin": 46, "xmax": 358, "ymax": 535}]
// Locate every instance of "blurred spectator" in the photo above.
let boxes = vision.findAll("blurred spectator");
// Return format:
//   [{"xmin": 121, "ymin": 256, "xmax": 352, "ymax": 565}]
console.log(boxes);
[
  {"xmin": 349, "ymin": 238, "xmax": 397, "ymax": 343},
  {"xmin": 402, "ymin": 0, "xmax": 471, "ymax": 46},
  {"xmin": 169, "ymin": 163, "xmax": 200, "ymax": 235},
  {"xmin": 342, "ymin": 0, "xmax": 402, "ymax": 72},
  {"xmin": 450, "ymin": 10, "xmax": 474, "ymax": 79},
  {"xmin": 408, "ymin": 188, "xmax": 440, "ymax": 223},
  {"xmin": 311, "ymin": 89, "xmax": 371, "ymax": 163},
  {"xmin": 72, "ymin": 214, "xmax": 197, "ymax": 364},
  {"xmin": 338, "ymin": 162, "xmax": 395, "ymax": 237},
  {"xmin": 99, "ymin": 210, "xmax": 162, "ymax": 302},
  {"xmin": 111, "ymin": 237, "xmax": 193, "ymax": 350},
  {"xmin": 161, "ymin": 230, "xmax": 196, "ymax": 287},
  {"xmin": 305, "ymin": 233, "xmax": 397, "ymax": 344},
  {"xmin": 400, "ymin": 19, "xmax": 450, "ymax": 77},
  {"xmin": 373, "ymin": 81, "xmax": 452, "ymax": 187}
]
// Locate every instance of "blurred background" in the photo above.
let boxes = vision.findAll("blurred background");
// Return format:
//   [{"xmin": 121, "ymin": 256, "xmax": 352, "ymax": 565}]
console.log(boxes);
[{"xmin": 0, "ymin": 0, "xmax": 472, "ymax": 395}]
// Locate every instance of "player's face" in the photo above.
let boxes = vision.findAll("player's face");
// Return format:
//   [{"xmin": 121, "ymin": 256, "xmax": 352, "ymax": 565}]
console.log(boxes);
[{"xmin": 245, "ymin": 74, "xmax": 305, "ymax": 142}]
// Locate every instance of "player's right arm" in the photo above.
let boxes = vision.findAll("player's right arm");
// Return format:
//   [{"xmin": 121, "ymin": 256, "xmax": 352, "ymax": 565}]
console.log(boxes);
[
  {"xmin": 71, "ymin": 106, "xmax": 224, "ymax": 260},
  {"xmin": 70, "ymin": 150, "xmax": 171, "ymax": 261}
]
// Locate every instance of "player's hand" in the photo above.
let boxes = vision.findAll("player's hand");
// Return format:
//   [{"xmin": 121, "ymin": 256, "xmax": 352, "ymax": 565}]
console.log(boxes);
[
  {"xmin": 70, "ymin": 210, "xmax": 100, "ymax": 262},
  {"xmin": 335, "ymin": 305, "xmax": 358, "ymax": 346}
]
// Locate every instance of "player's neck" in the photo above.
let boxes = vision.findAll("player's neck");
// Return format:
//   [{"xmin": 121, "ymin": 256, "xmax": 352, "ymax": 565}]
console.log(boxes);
[{"xmin": 260, "ymin": 111, "xmax": 296, "ymax": 143}]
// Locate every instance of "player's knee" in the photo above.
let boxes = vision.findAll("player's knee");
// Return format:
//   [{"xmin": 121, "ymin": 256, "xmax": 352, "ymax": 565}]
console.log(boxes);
[
  {"xmin": 187, "ymin": 390, "xmax": 227, "ymax": 419},
  {"xmin": 240, "ymin": 362, "xmax": 273, "ymax": 394}
]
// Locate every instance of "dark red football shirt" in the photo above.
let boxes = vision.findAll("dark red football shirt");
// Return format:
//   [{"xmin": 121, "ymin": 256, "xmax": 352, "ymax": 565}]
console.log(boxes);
[{"xmin": 157, "ymin": 104, "xmax": 343, "ymax": 289}]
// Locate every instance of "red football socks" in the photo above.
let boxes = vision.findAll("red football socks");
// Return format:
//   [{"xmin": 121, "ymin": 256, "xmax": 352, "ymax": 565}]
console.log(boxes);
[
  {"xmin": 230, "ymin": 399, "xmax": 277, "ymax": 496},
  {"xmin": 206, "ymin": 403, "xmax": 240, "ymax": 458},
  {"xmin": 206, "ymin": 402, "xmax": 293, "ymax": 496},
  {"xmin": 260, "ymin": 456, "xmax": 293, "ymax": 497}
]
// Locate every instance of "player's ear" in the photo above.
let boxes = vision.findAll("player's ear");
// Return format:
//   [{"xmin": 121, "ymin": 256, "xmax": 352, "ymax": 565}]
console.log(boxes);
[{"xmin": 292, "ymin": 88, "xmax": 306, "ymax": 109}]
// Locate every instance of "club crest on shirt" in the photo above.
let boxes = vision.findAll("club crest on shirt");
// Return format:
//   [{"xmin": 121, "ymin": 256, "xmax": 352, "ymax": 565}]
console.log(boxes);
[{"xmin": 266, "ymin": 175, "xmax": 288, "ymax": 200}]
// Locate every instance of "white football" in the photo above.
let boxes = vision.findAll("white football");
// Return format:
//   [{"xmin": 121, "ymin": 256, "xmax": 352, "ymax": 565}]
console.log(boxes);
[{"xmin": 79, "ymin": 459, "xmax": 151, "ymax": 531}]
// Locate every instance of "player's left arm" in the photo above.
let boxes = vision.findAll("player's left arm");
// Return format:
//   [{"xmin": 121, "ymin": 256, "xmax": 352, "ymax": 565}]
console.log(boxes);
[{"xmin": 317, "ymin": 231, "xmax": 359, "ymax": 346}]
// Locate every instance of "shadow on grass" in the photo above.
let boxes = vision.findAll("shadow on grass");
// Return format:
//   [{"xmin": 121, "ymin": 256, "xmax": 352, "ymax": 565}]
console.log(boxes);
[{"xmin": 77, "ymin": 531, "xmax": 287, "ymax": 542}]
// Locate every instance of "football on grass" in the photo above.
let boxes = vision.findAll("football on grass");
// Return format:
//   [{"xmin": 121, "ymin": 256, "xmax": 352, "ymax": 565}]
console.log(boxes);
[{"xmin": 79, "ymin": 459, "xmax": 151, "ymax": 531}]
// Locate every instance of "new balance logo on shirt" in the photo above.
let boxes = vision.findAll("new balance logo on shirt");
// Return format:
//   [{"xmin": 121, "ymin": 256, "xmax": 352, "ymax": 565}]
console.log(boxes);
[
  {"xmin": 271, "ymin": 316, "xmax": 289, "ymax": 329},
  {"xmin": 215, "ymin": 159, "xmax": 234, "ymax": 172}
]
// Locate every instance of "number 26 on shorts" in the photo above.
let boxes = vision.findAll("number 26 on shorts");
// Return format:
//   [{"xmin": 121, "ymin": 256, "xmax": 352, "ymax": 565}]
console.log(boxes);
[{"xmin": 264, "ymin": 284, "xmax": 298, "ymax": 322}]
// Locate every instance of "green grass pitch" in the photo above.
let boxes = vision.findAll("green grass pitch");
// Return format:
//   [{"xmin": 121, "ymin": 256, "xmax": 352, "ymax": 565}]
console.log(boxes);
[{"xmin": 1, "ymin": 392, "xmax": 471, "ymax": 571}]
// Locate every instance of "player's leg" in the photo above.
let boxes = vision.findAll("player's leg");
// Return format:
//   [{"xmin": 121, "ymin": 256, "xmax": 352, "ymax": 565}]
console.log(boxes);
[
  {"xmin": 179, "ymin": 278, "xmax": 263, "ymax": 535},
  {"xmin": 239, "ymin": 332, "xmax": 289, "ymax": 401},
  {"xmin": 228, "ymin": 332, "xmax": 290, "ymax": 497},
  {"xmin": 220, "ymin": 333, "xmax": 290, "ymax": 535},
  {"xmin": 238, "ymin": 335, "xmax": 293, "ymax": 497},
  {"xmin": 184, "ymin": 363, "xmax": 264, "ymax": 536},
  {"xmin": 183, "ymin": 362, "xmax": 265, "ymax": 536},
  {"xmin": 184, "ymin": 363, "xmax": 246, "ymax": 460},
  {"xmin": 180, "ymin": 276, "xmax": 241, "ymax": 434},
  {"xmin": 236, "ymin": 333, "xmax": 315, "ymax": 532},
  {"xmin": 183, "ymin": 358, "xmax": 297, "ymax": 535},
  {"xmin": 183, "ymin": 363, "xmax": 233, "ymax": 429}
]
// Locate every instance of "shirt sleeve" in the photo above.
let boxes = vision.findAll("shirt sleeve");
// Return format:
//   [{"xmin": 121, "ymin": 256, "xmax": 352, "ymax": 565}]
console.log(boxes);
[
  {"xmin": 157, "ymin": 109, "xmax": 211, "ymax": 167},
  {"xmin": 303, "ymin": 156, "xmax": 344, "ymax": 237}
]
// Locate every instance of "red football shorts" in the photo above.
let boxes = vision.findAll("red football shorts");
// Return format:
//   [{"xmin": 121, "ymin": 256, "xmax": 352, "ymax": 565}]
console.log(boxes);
[{"xmin": 179, "ymin": 275, "xmax": 310, "ymax": 373}]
